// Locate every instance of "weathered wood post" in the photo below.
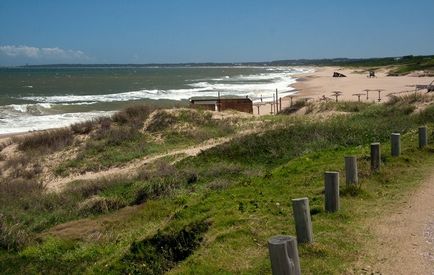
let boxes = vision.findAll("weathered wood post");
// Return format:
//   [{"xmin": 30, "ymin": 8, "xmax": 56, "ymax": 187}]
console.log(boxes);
[
  {"xmin": 391, "ymin": 133, "xmax": 401, "ymax": 157},
  {"xmin": 276, "ymin": 89, "xmax": 279, "ymax": 113},
  {"xmin": 344, "ymin": 156, "xmax": 358, "ymax": 186},
  {"xmin": 268, "ymin": 235, "xmax": 301, "ymax": 275},
  {"xmin": 257, "ymin": 105, "xmax": 260, "ymax": 115},
  {"xmin": 419, "ymin": 126, "xmax": 428, "ymax": 148},
  {"xmin": 273, "ymin": 94, "xmax": 276, "ymax": 114},
  {"xmin": 370, "ymin": 143, "xmax": 381, "ymax": 172},
  {"xmin": 292, "ymin": 198, "xmax": 313, "ymax": 244},
  {"xmin": 279, "ymin": 97, "xmax": 282, "ymax": 111},
  {"xmin": 324, "ymin": 171, "xmax": 340, "ymax": 212}
]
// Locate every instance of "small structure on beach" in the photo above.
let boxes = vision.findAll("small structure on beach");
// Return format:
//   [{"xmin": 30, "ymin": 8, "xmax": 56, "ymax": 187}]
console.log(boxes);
[
  {"xmin": 333, "ymin": 72, "xmax": 346, "ymax": 77},
  {"xmin": 189, "ymin": 96, "xmax": 253, "ymax": 114},
  {"xmin": 331, "ymin": 91, "xmax": 343, "ymax": 102},
  {"xmin": 368, "ymin": 71, "xmax": 376, "ymax": 78},
  {"xmin": 415, "ymin": 80, "xmax": 434, "ymax": 93}
]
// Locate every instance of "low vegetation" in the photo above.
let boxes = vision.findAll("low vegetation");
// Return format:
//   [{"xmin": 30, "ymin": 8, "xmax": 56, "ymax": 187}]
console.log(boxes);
[
  {"xmin": 13, "ymin": 128, "xmax": 73, "ymax": 153},
  {"xmin": 55, "ymin": 108, "xmax": 238, "ymax": 175},
  {"xmin": 1, "ymin": 96, "xmax": 434, "ymax": 273}
]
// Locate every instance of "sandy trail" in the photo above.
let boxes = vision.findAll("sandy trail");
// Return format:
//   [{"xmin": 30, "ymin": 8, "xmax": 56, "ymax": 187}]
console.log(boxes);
[
  {"xmin": 361, "ymin": 171, "xmax": 434, "ymax": 274},
  {"xmin": 45, "ymin": 130, "xmax": 256, "ymax": 192}
]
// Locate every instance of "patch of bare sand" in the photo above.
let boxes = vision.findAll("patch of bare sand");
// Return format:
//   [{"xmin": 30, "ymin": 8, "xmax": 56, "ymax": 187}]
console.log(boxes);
[{"xmin": 293, "ymin": 66, "xmax": 434, "ymax": 103}]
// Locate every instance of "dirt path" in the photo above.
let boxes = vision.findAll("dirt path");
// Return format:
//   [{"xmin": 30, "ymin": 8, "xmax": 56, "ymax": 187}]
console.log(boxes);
[
  {"xmin": 44, "ymin": 130, "xmax": 255, "ymax": 192},
  {"xmin": 361, "ymin": 172, "xmax": 434, "ymax": 274}
]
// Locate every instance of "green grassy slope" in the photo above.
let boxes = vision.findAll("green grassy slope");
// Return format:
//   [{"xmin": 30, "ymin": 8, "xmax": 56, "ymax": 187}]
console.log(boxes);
[{"xmin": 2, "ymin": 96, "xmax": 434, "ymax": 274}]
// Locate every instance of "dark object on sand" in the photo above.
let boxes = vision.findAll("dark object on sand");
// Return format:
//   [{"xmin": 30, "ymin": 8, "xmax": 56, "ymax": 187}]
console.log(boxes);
[
  {"xmin": 333, "ymin": 72, "xmax": 346, "ymax": 77},
  {"xmin": 368, "ymin": 71, "xmax": 376, "ymax": 78},
  {"xmin": 416, "ymin": 80, "xmax": 434, "ymax": 93}
]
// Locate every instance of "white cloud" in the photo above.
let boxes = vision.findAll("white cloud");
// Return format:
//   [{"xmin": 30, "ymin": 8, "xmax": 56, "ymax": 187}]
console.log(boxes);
[{"xmin": 0, "ymin": 45, "xmax": 90, "ymax": 62}]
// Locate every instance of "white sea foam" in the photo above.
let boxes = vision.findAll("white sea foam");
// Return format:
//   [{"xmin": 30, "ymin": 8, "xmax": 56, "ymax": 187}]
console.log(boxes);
[
  {"xmin": 19, "ymin": 67, "xmax": 306, "ymax": 104},
  {"xmin": 0, "ymin": 111, "xmax": 113, "ymax": 134}
]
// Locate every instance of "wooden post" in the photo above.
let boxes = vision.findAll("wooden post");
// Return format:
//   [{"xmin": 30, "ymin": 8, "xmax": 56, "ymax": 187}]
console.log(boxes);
[
  {"xmin": 292, "ymin": 198, "xmax": 313, "ymax": 244},
  {"xmin": 419, "ymin": 126, "xmax": 428, "ymax": 148},
  {"xmin": 273, "ymin": 94, "xmax": 276, "ymax": 114},
  {"xmin": 217, "ymin": 91, "xmax": 221, "ymax": 112},
  {"xmin": 257, "ymin": 105, "xmax": 260, "ymax": 115},
  {"xmin": 261, "ymin": 94, "xmax": 263, "ymax": 102},
  {"xmin": 290, "ymin": 96, "xmax": 294, "ymax": 107},
  {"xmin": 370, "ymin": 143, "xmax": 381, "ymax": 172},
  {"xmin": 270, "ymin": 103, "xmax": 273, "ymax": 115},
  {"xmin": 279, "ymin": 97, "xmax": 282, "ymax": 111},
  {"xmin": 268, "ymin": 235, "xmax": 301, "ymax": 275},
  {"xmin": 344, "ymin": 156, "xmax": 358, "ymax": 186},
  {"xmin": 324, "ymin": 171, "xmax": 340, "ymax": 212},
  {"xmin": 276, "ymin": 89, "xmax": 279, "ymax": 113},
  {"xmin": 391, "ymin": 133, "xmax": 401, "ymax": 156}
]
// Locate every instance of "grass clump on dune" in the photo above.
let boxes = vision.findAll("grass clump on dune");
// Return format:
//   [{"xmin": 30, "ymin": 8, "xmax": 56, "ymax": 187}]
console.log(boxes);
[{"xmin": 13, "ymin": 128, "xmax": 73, "ymax": 153}]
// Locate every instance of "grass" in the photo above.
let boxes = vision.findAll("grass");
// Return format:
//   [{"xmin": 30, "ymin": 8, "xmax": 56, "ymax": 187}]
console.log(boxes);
[
  {"xmin": 55, "ymin": 108, "xmax": 238, "ymax": 175},
  {"xmin": 2, "ymin": 98, "xmax": 434, "ymax": 273},
  {"xmin": 13, "ymin": 128, "xmax": 73, "ymax": 153}
]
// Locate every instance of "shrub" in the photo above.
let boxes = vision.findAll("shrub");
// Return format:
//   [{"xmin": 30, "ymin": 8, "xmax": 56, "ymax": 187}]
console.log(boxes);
[
  {"xmin": 132, "ymin": 179, "xmax": 178, "ymax": 205},
  {"xmin": 65, "ymin": 177, "xmax": 131, "ymax": 198},
  {"xmin": 112, "ymin": 104, "xmax": 153, "ymax": 128},
  {"xmin": 279, "ymin": 99, "xmax": 307, "ymax": 114},
  {"xmin": 13, "ymin": 128, "xmax": 73, "ymax": 153},
  {"xmin": 137, "ymin": 161, "xmax": 177, "ymax": 181},
  {"xmin": 0, "ymin": 214, "xmax": 30, "ymax": 251},
  {"xmin": 0, "ymin": 178, "xmax": 44, "ymax": 197},
  {"xmin": 99, "ymin": 117, "xmax": 112, "ymax": 131},
  {"xmin": 145, "ymin": 110, "xmax": 177, "ymax": 132},
  {"xmin": 70, "ymin": 120, "xmax": 95, "ymax": 135},
  {"xmin": 78, "ymin": 195, "xmax": 125, "ymax": 215},
  {"xmin": 114, "ymin": 221, "xmax": 210, "ymax": 274}
]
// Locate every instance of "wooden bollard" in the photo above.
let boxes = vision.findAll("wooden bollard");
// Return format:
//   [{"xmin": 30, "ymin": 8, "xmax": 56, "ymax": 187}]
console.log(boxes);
[
  {"xmin": 292, "ymin": 198, "xmax": 313, "ymax": 244},
  {"xmin": 268, "ymin": 235, "xmax": 301, "ymax": 275},
  {"xmin": 370, "ymin": 143, "xmax": 381, "ymax": 172},
  {"xmin": 324, "ymin": 171, "xmax": 340, "ymax": 212},
  {"xmin": 391, "ymin": 133, "xmax": 401, "ymax": 156},
  {"xmin": 344, "ymin": 156, "xmax": 358, "ymax": 186},
  {"xmin": 419, "ymin": 126, "xmax": 428, "ymax": 148}
]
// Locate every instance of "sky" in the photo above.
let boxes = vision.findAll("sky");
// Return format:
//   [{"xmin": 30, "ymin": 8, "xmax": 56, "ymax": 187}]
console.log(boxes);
[{"xmin": 0, "ymin": 0, "xmax": 433, "ymax": 65}]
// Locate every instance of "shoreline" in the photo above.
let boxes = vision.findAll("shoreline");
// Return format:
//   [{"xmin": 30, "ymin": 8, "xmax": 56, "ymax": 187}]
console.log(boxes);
[
  {"xmin": 254, "ymin": 65, "xmax": 434, "ymax": 115},
  {"xmin": 291, "ymin": 66, "xmax": 434, "ymax": 102}
]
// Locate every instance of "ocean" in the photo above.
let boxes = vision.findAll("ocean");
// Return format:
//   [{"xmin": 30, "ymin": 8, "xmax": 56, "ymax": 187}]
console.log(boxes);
[{"xmin": 0, "ymin": 66, "xmax": 309, "ymax": 134}]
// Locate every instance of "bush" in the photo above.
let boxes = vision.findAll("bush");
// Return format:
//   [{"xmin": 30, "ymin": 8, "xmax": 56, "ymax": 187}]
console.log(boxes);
[
  {"xmin": 132, "ymin": 179, "xmax": 178, "ymax": 205},
  {"xmin": 112, "ymin": 104, "xmax": 153, "ymax": 128},
  {"xmin": 279, "ymin": 99, "xmax": 307, "ymax": 114},
  {"xmin": 114, "ymin": 221, "xmax": 210, "ymax": 274},
  {"xmin": 78, "ymin": 196, "xmax": 125, "ymax": 215},
  {"xmin": 0, "ymin": 214, "xmax": 30, "ymax": 251},
  {"xmin": 70, "ymin": 120, "xmax": 95, "ymax": 135},
  {"xmin": 145, "ymin": 110, "xmax": 177, "ymax": 132},
  {"xmin": 65, "ymin": 177, "xmax": 131, "ymax": 198},
  {"xmin": 13, "ymin": 128, "xmax": 73, "ymax": 153}
]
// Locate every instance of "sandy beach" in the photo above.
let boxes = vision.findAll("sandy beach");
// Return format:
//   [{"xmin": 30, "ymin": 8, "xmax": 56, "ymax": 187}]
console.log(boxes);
[{"xmin": 255, "ymin": 66, "xmax": 434, "ymax": 115}]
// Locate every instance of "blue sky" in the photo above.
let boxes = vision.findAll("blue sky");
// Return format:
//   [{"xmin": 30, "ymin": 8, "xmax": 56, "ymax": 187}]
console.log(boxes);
[{"xmin": 0, "ymin": 0, "xmax": 433, "ymax": 65}]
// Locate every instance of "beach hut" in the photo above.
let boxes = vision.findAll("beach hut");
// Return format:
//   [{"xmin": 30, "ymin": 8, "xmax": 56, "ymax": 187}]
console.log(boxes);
[{"xmin": 189, "ymin": 96, "xmax": 253, "ymax": 114}]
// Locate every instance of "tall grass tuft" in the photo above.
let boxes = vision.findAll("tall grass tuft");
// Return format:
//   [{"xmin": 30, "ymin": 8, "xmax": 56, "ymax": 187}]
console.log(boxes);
[
  {"xmin": 13, "ymin": 128, "xmax": 73, "ymax": 153},
  {"xmin": 112, "ymin": 104, "xmax": 153, "ymax": 128},
  {"xmin": 70, "ymin": 120, "xmax": 95, "ymax": 135}
]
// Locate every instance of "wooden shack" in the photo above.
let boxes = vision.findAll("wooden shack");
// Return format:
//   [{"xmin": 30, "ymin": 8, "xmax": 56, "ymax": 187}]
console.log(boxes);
[{"xmin": 189, "ymin": 96, "xmax": 253, "ymax": 114}]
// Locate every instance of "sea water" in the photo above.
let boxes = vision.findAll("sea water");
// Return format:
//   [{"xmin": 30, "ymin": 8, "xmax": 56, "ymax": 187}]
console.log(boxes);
[{"xmin": 0, "ymin": 66, "xmax": 309, "ymax": 134}]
